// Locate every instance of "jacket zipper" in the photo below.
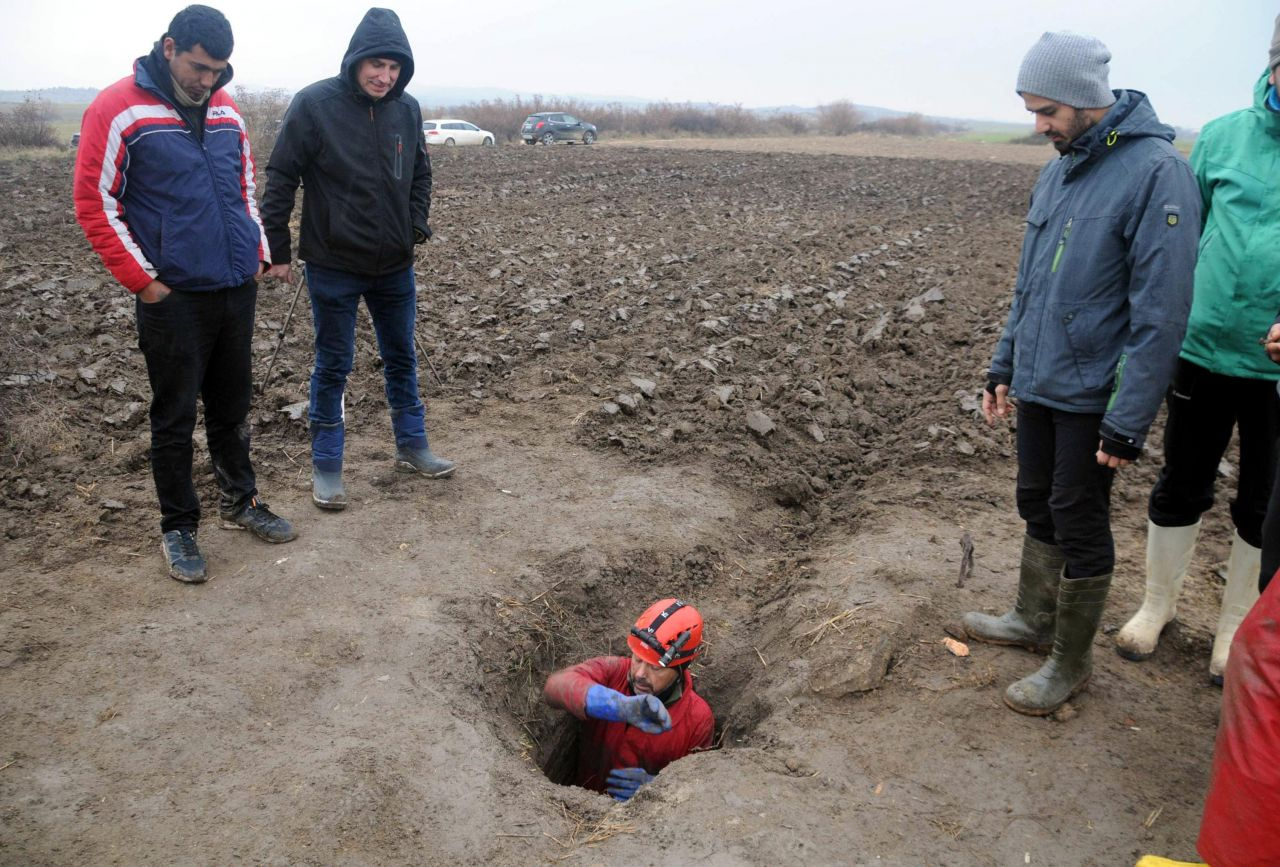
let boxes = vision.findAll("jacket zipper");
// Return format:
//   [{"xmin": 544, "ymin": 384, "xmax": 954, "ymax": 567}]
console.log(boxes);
[
  {"xmin": 395, "ymin": 134, "xmax": 403, "ymax": 180},
  {"xmin": 144, "ymin": 76, "xmax": 238, "ymax": 284},
  {"xmin": 368, "ymin": 102, "xmax": 383, "ymax": 274},
  {"xmin": 1107, "ymin": 353, "xmax": 1128, "ymax": 410},
  {"xmin": 201, "ymin": 143, "xmax": 239, "ymax": 282},
  {"xmin": 1051, "ymin": 217, "xmax": 1073, "ymax": 273}
]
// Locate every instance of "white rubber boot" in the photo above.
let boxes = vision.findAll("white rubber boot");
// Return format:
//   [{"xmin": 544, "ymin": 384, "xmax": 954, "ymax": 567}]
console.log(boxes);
[
  {"xmin": 1115, "ymin": 520, "xmax": 1201, "ymax": 661},
  {"xmin": 1208, "ymin": 530, "xmax": 1261, "ymax": 685}
]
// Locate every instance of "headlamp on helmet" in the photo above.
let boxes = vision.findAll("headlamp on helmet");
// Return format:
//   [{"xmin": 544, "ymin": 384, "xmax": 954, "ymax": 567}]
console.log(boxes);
[{"xmin": 627, "ymin": 598, "xmax": 703, "ymax": 668}]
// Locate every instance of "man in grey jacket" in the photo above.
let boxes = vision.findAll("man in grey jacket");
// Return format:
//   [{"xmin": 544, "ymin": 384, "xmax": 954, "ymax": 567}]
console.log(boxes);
[{"xmin": 962, "ymin": 32, "xmax": 1200, "ymax": 716}]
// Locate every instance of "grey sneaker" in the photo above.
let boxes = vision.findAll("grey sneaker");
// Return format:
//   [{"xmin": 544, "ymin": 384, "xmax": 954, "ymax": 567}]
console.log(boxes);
[
  {"xmin": 220, "ymin": 497, "xmax": 298, "ymax": 543},
  {"xmin": 162, "ymin": 529, "xmax": 207, "ymax": 583},
  {"xmin": 394, "ymin": 447, "xmax": 456, "ymax": 479}
]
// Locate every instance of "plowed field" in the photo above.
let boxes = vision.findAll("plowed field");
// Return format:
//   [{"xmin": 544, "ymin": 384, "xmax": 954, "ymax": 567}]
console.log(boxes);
[{"xmin": 0, "ymin": 141, "xmax": 1229, "ymax": 864}]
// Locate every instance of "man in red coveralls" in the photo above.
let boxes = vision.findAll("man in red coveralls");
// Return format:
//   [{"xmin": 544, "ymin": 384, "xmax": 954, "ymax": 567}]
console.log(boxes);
[{"xmin": 544, "ymin": 599, "xmax": 714, "ymax": 801}]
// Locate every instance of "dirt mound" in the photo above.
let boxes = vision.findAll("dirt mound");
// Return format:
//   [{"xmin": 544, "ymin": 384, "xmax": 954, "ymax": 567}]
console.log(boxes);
[{"xmin": 0, "ymin": 145, "xmax": 1231, "ymax": 864}]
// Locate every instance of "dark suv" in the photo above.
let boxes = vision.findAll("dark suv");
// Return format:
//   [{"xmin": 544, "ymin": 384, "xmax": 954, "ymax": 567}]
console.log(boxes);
[{"xmin": 521, "ymin": 112, "xmax": 597, "ymax": 146}]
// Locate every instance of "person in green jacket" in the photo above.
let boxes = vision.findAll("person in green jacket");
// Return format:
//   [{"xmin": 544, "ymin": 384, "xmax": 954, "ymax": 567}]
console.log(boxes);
[{"xmin": 1115, "ymin": 16, "xmax": 1280, "ymax": 684}]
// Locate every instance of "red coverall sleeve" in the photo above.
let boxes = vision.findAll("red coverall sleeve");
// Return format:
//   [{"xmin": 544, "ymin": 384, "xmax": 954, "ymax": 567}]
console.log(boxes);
[
  {"xmin": 72, "ymin": 94, "xmax": 156, "ymax": 293},
  {"xmin": 543, "ymin": 657, "xmax": 621, "ymax": 721},
  {"xmin": 688, "ymin": 702, "xmax": 714, "ymax": 752}
]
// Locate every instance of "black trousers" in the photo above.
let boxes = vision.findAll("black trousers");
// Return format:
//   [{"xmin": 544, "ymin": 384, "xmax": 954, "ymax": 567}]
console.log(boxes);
[
  {"xmin": 1148, "ymin": 359, "xmax": 1279, "ymax": 548},
  {"xmin": 1262, "ymin": 428, "xmax": 1280, "ymax": 592},
  {"xmin": 136, "ymin": 281, "xmax": 259, "ymax": 532},
  {"xmin": 1016, "ymin": 401, "xmax": 1116, "ymax": 578}
]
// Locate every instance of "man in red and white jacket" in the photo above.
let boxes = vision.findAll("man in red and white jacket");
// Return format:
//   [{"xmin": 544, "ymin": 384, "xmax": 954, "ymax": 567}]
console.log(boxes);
[
  {"xmin": 544, "ymin": 599, "xmax": 715, "ymax": 800},
  {"xmin": 74, "ymin": 5, "xmax": 294, "ymax": 584}
]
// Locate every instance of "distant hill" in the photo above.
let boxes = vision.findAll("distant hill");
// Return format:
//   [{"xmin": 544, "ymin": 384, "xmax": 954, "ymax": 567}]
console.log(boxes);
[
  {"xmin": 413, "ymin": 90, "xmax": 1044, "ymax": 134},
  {"xmin": 413, "ymin": 85, "xmax": 652, "ymax": 109},
  {"xmin": 414, "ymin": 90, "xmax": 924, "ymax": 122},
  {"xmin": 755, "ymin": 102, "xmax": 927, "ymax": 122},
  {"xmin": 0, "ymin": 87, "xmax": 99, "ymax": 104},
  {"xmin": 0, "ymin": 85, "xmax": 1200, "ymax": 138}
]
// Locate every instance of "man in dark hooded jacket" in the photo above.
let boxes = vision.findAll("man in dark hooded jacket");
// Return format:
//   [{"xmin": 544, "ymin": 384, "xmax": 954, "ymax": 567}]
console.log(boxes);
[
  {"xmin": 261, "ymin": 7, "xmax": 453, "ymax": 511},
  {"xmin": 962, "ymin": 32, "xmax": 1200, "ymax": 716}
]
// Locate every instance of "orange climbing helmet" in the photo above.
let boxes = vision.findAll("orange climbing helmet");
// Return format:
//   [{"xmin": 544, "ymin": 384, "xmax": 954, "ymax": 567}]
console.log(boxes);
[{"xmin": 627, "ymin": 598, "xmax": 704, "ymax": 668}]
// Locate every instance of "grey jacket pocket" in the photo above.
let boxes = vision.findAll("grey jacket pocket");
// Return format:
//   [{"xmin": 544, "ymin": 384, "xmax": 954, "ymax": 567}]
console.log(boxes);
[{"xmin": 1058, "ymin": 301, "xmax": 1125, "ymax": 392}]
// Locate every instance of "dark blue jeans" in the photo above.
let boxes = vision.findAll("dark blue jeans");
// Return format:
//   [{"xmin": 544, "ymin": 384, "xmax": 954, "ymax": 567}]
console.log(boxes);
[
  {"xmin": 1015, "ymin": 401, "xmax": 1116, "ymax": 578},
  {"xmin": 135, "ymin": 280, "xmax": 259, "ymax": 532},
  {"xmin": 305, "ymin": 264, "xmax": 425, "ymax": 471}
]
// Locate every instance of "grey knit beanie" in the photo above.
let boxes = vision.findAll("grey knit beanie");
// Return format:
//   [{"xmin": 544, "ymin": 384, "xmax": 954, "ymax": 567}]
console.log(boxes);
[
  {"xmin": 1270, "ymin": 14, "xmax": 1280, "ymax": 71},
  {"xmin": 1016, "ymin": 32, "xmax": 1115, "ymax": 108}
]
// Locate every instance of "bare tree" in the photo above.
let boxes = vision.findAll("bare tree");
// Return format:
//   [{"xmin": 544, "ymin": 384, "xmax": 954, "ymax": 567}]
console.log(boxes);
[
  {"xmin": 0, "ymin": 97, "xmax": 56, "ymax": 148},
  {"xmin": 417, "ymin": 97, "xmax": 815, "ymax": 141},
  {"xmin": 863, "ymin": 113, "xmax": 951, "ymax": 136},
  {"xmin": 817, "ymin": 100, "xmax": 860, "ymax": 136},
  {"xmin": 233, "ymin": 86, "xmax": 292, "ymax": 166},
  {"xmin": 773, "ymin": 112, "xmax": 810, "ymax": 135}
]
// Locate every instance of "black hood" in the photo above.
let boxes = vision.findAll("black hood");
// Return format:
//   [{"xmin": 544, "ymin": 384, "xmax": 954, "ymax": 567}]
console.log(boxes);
[
  {"xmin": 141, "ymin": 39, "xmax": 235, "ymax": 101},
  {"xmin": 340, "ymin": 8, "xmax": 414, "ymax": 98}
]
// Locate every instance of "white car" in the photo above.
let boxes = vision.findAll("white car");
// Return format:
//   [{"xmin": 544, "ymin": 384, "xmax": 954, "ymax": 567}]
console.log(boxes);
[{"xmin": 423, "ymin": 119, "xmax": 495, "ymax": 146}]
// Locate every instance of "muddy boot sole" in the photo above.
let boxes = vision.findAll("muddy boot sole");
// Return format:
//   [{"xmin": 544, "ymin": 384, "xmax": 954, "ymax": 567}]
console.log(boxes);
[
  {"xmin": 394, "ymin": 460, "xmax": 456, "ymax": 479},
  {"xmin": 961, "ymin": 613, "xmax": 1052, "ymax": 653},
  {"xmin": 1003, "ymin": 675, "xmax": 1090, "ymax": 717},
  {"xmin": 218, "ymin": 517, "xmax": 288, "ymax": 541},
  {"xmin": 218, "ymin": 507, "xmax": 297, "ymax": 544},
  {"xmin": 1115, "ymin": 620, "xmax": 1174, "ymax": 663},
  {"xmin": 1116, "ymin": 646, "xmax": 1154, "ymax": 662},
  {"xmin": 312, "ymin": 474, "xmax": 348, "ymax": 511},
  {"xmin": 963, "ymin": 632, "xmax": 1053, "ymax": 654},
  {"xmin": 163, "ymin": 543, "xmax": 207, "ymax": 584}
]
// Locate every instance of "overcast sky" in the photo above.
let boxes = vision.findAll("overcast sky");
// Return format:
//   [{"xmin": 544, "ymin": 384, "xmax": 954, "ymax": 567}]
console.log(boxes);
[{"xmin": 2, "ymin": 0, "xmax": 1274, "ymax": 128}]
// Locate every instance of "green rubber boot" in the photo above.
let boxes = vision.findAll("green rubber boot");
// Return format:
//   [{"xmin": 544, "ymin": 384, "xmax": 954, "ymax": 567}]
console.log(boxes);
[
  {"xmin": 1004, "ymin": 572, "xmax": 1111, "ymax": 716},
  {"xmin": 962, "ymin": 535, "xmax": 1064, "ymax": 652}
]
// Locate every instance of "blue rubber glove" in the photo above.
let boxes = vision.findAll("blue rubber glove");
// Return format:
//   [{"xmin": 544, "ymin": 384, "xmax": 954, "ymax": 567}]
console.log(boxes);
[
  {"xmin": 584, "ymin": 685, "xmax": 672, "ymax": 734},
  {"xmin": 606, "ymin": 767, "xmax": 655, "ymax": 801}
]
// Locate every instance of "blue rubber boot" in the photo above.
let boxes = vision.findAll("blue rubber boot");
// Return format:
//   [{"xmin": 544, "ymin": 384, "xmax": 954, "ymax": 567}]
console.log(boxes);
[
  {"xmin": 391, "ymin": 405, "xmax": 456, "ymax": 479},
  {"xmin": 311, "ymin": 422, "xmax": 348, "ymax": 510}
]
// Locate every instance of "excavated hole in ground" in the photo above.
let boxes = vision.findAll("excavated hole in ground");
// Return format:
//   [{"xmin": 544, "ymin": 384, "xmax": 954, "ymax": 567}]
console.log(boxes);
[{"xmin": 483, "ymin": 546, "xmax": 770, "ymax": 791}]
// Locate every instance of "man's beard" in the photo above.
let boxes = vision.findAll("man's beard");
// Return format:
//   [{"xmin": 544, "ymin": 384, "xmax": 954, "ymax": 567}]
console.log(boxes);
[{"xmin": 1051, "ymin": 112, "xmax": 1097, "ymax": 155}]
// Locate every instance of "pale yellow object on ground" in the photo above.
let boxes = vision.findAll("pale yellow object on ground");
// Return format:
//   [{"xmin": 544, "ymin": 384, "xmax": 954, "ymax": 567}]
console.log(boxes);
[{"xmin": 1134, "ymin": 856, "xmax": 1207, "ymax": 867}]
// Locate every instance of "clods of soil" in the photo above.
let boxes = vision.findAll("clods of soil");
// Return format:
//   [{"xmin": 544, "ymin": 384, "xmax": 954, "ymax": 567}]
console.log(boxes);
[{"xmin": 0, "ymin": 144, "xmax": 1233, "ymax": 864}]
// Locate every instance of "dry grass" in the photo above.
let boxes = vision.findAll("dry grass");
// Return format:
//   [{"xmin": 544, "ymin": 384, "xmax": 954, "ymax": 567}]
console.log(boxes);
[
  {"xmin": 0, "ymin": 145, "xmax": 68, "ymax": 163},
  {"xmin": 2, "ymin": 392, "xmax": 81, "ymax": 467},
  {"xmin": 544, "ymin": 799, "xmax": 636, "ymax": 857},
  {"xmin": 793, "ymin": 600, "xmax": 874, "ymax": 648}
]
